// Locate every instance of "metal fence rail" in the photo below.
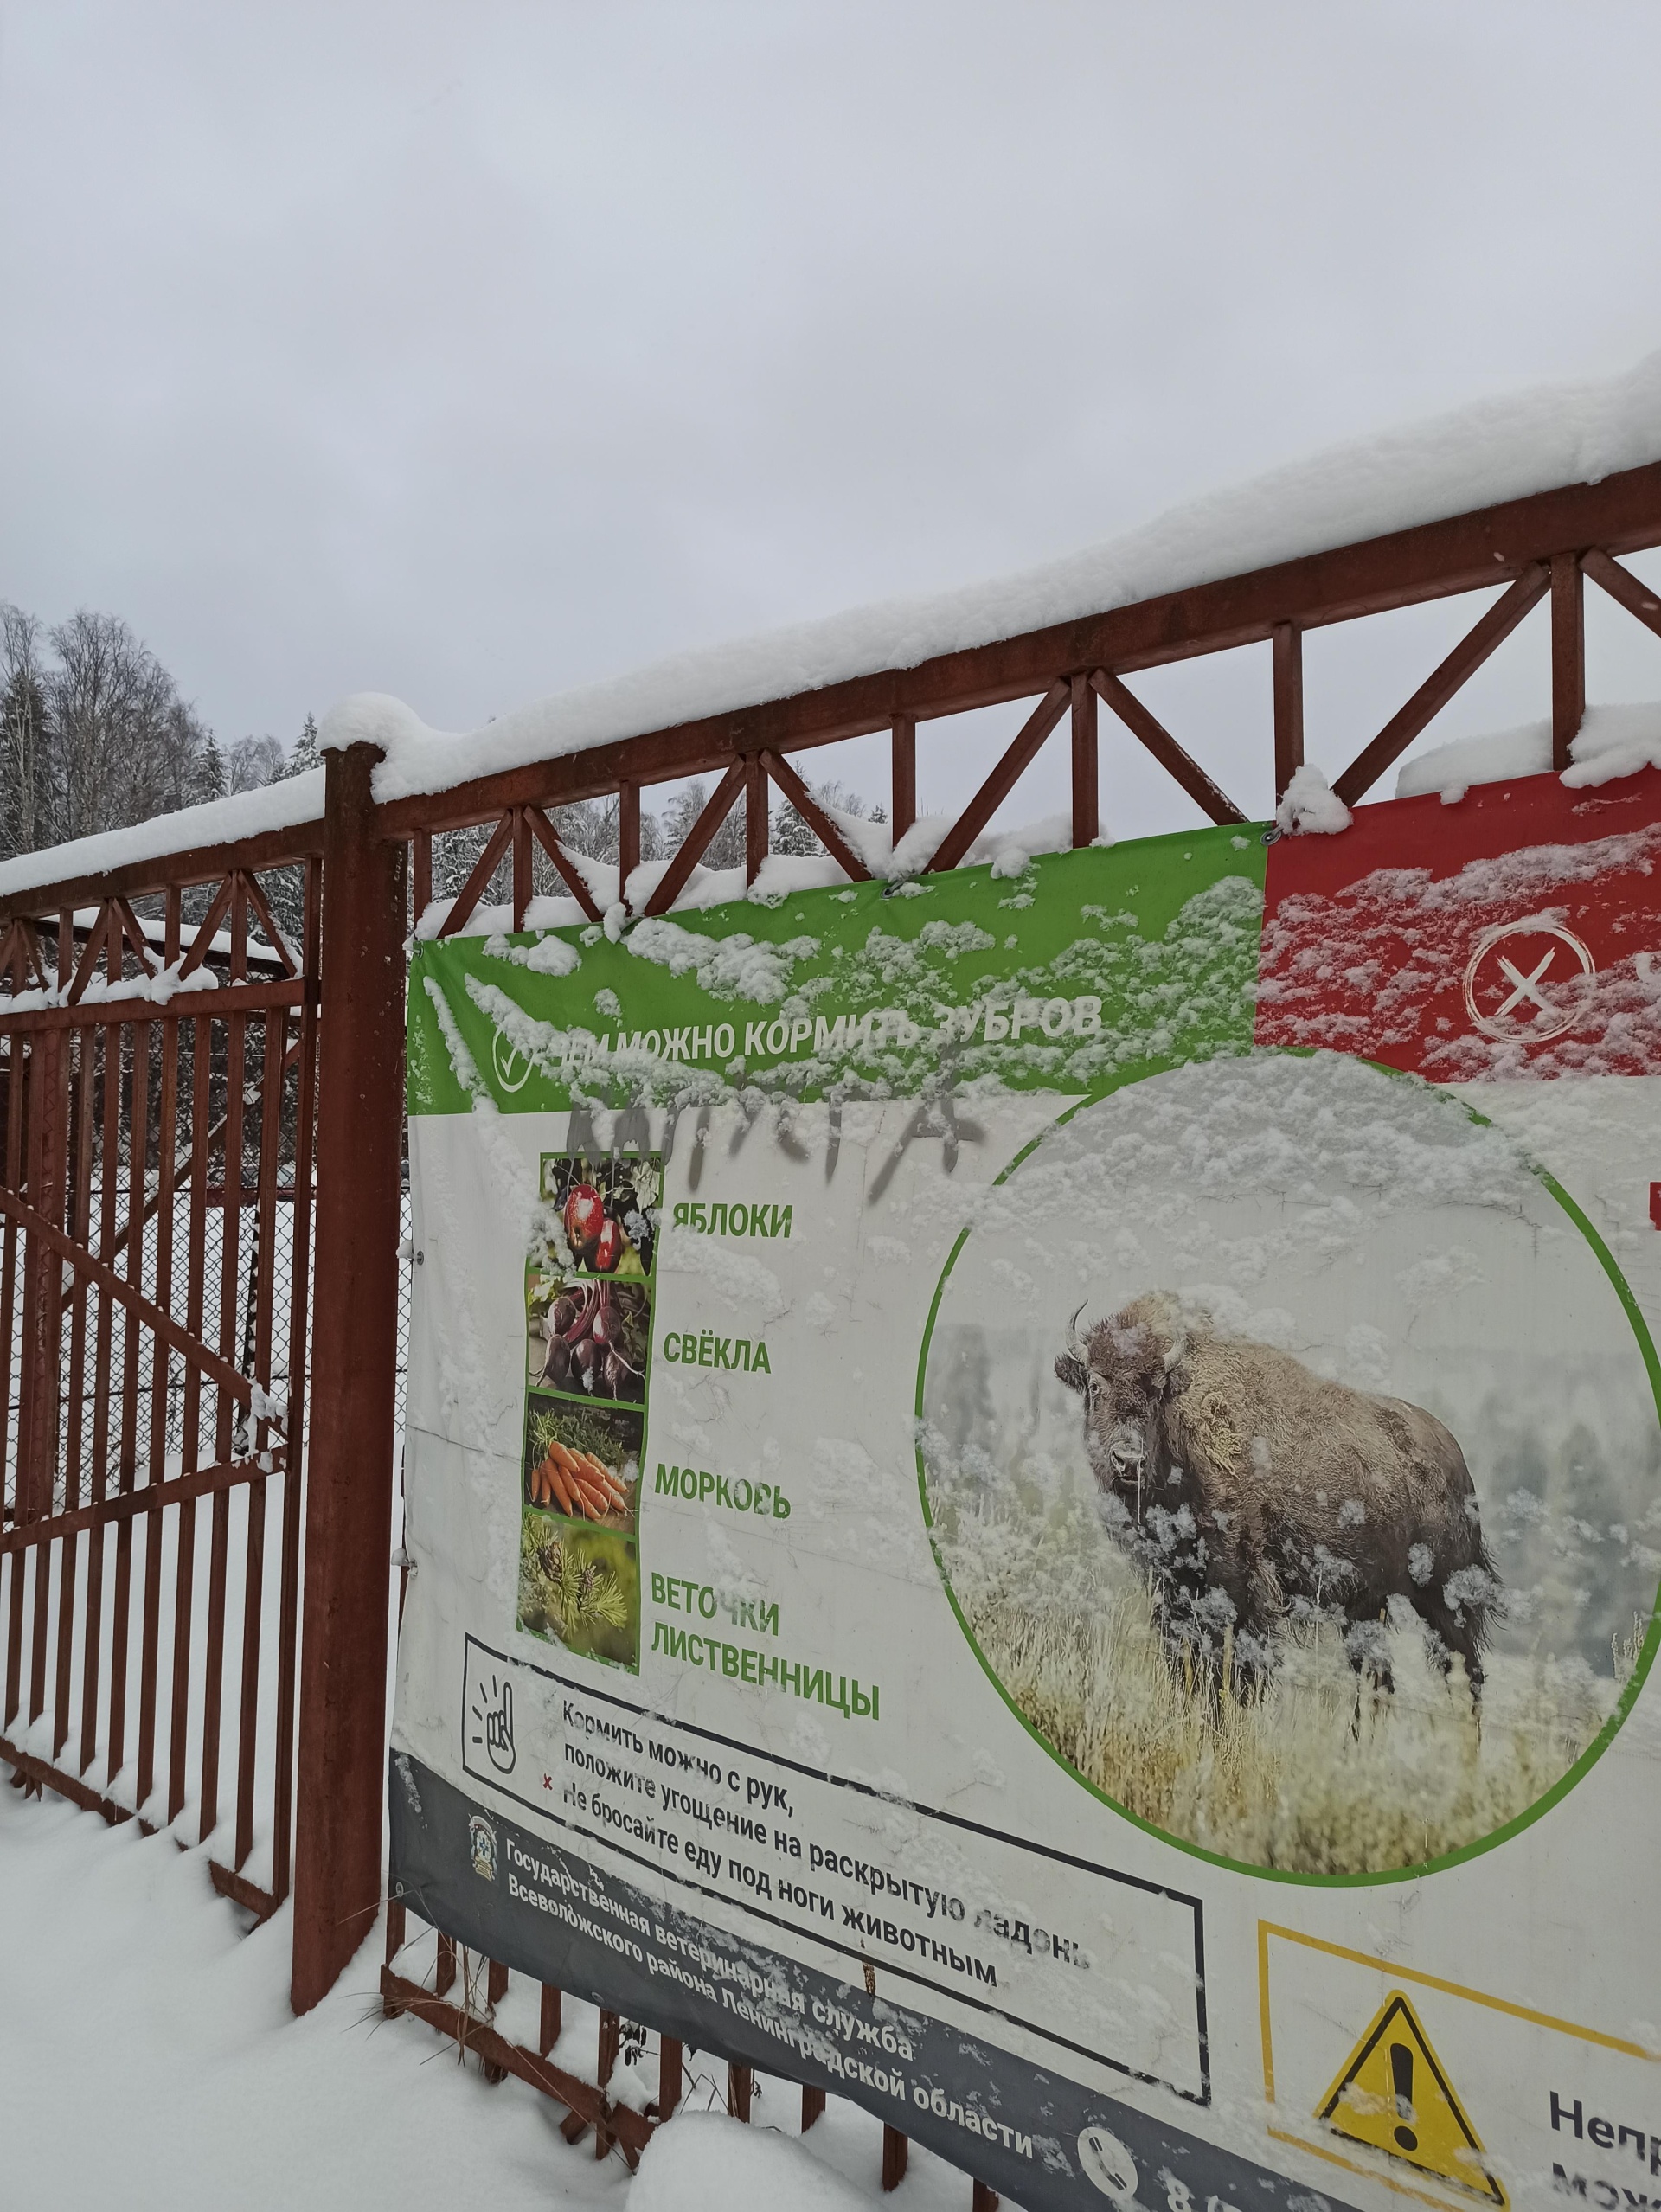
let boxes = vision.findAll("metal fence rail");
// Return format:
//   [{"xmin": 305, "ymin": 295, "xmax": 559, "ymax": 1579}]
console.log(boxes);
[
  {"xmin": 0, "ymin": 870, "xmax": 321, "ymax": 1919},
  {"xmin": 2, "ymin": 1188, "xmax": 412, "ymax": 1512}
]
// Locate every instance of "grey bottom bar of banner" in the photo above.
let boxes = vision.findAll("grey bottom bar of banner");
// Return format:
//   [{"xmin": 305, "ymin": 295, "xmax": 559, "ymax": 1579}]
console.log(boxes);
[{"xmin": 388, "ymin": 1753, "xmax": 1360, "ymax": 2212}]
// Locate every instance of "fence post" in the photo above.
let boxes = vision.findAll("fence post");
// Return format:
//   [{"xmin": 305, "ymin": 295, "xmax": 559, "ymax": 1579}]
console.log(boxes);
[
  {"xmin": 17, "ymin": 1029, "xmax": 66, "ymax": 1527},
  {"xmin": 290, "ymin": 739, "xmax": 407, "ymax": 2016}
]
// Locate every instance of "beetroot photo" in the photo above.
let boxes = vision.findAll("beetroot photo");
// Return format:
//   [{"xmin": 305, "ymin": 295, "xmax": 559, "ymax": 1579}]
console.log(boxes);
[{"xmin": 526, "ymin": 1273, "xmax": 650, "ymax": 1407}]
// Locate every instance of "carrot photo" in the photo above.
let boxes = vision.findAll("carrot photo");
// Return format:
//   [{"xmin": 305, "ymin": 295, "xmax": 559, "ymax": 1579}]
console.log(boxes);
[
  {"xmin": 516, "ymin": 1398, "xmax": 641, "ymax": 1669},
  {"xmin": 521, "ymin": 1396, "xmax": 641, "ymax": 1532}
]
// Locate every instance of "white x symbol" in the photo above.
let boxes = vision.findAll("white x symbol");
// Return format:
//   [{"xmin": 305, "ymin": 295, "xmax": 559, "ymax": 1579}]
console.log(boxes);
[
  {"xmin": 1463, "ymin": 921, "xmax": 1594, "ymax": 1042},
  {"xmin": 1492, "ymin": 949, "xmax": 1555, "ymax": 1020}
]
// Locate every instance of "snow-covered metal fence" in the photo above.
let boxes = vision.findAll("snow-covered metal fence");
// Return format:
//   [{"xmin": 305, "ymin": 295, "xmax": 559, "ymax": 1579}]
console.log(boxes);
[
  {"xmin": 3, "ymin": 430, "xmax": 1661, "ymax": 2192},
  {"xmin": 0, "ymin": 869, "xmax": 322, "ymax": 1927}
]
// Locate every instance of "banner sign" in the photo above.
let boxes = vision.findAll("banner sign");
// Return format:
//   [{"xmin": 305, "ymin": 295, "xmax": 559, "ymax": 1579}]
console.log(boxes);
[{"xmin": 390, "ymin": 766, "xmax": 1661, "ymax": 2212}]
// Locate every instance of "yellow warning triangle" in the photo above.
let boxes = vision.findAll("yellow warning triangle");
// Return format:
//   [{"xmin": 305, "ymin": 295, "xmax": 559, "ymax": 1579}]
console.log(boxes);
[{"xmin": 1315, "ymin": 1991, "xmax": 1506, "ymax": 2207}]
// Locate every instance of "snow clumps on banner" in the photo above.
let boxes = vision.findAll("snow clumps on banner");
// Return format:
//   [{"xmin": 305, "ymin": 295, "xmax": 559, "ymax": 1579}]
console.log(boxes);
[
  {"xmin": 1397, "ymin": 700, "xmax": 1661, "ymax": 805},
  {"xmin": 1274, "ymin": 765, "xmax": 1352, "ymax": 837}
]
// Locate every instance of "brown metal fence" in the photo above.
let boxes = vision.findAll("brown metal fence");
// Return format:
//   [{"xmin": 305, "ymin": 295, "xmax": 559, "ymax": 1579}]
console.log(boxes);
[
  {"xmin": 0, "ymin": 863, "xmax": 320, "ymax": 1921},
  {"xmin": 4, "ymin": 462, "xmax": 1661, "ymax": 2190}
]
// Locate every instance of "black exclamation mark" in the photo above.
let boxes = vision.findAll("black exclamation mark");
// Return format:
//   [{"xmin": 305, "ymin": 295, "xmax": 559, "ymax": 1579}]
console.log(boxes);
[{"xmin": 1391, "ymin": 2042, "xmax": 1418, "ymax": 2152}]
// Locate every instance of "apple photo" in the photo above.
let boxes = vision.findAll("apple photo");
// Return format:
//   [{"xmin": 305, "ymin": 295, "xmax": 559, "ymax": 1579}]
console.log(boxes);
[{"xmin": 537, "ymin": 1152, "xmax": 659, "ymax": 1278}]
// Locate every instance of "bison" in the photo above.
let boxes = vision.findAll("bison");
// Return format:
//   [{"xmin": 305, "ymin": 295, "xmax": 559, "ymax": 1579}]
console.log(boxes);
[{"xmin": 1055, "ymin": 1293, "xmax": 1497, "ymax": 1705}]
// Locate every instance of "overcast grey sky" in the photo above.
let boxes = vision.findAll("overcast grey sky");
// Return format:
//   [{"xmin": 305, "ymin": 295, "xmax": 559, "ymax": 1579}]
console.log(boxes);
[{"xmin": 5, "ymin": 1, "xmax": 1661, "ymax": 836}]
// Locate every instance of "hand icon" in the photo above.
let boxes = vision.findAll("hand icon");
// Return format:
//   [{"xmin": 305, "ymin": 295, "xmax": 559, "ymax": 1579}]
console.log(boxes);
[{"xmin": 485, "ymin": 1679, "xmax": 516, "ymax": 1774}]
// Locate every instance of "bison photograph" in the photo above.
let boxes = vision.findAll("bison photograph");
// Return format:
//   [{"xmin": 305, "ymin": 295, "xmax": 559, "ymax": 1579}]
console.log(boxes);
[
  {"xmin": 920, "ymin": 1051, "xmax": 1652, "ymax": 1872},
  {"xmin": 1055, "ymin": 1292, "xmax": 1498, "ymax": 1706}
]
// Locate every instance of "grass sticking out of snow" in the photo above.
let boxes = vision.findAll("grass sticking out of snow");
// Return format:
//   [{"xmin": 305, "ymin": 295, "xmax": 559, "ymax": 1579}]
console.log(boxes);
[{"xmin": 946, "ymin": 1500, "xmax": 1619, "ymax": 1875}]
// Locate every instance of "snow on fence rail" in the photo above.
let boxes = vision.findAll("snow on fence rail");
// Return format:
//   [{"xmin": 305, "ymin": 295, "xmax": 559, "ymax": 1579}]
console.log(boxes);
[{"xmin": 6, "ymin": 348, "xmax": 1661, "ymax": 914}]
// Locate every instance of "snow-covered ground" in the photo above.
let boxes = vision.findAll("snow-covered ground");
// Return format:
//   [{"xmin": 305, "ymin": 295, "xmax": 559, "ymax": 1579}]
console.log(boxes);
[{"xmin": 0, "ymin": 1779, "xmax": 1002, "ymax": 2211}]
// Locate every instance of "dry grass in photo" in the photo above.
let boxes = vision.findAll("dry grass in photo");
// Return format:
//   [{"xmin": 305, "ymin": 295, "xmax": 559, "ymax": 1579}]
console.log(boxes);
[{"xmin": 942, "ymin": 1494, "xmax": 1632, "ymax": 1874}]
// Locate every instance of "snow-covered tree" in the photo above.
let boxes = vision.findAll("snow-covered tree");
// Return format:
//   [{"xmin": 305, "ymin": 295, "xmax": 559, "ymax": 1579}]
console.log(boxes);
[
  {"xmin": 0, "ymin": 606, "xmax": 53, "ymax": 860},
  {"xmin": 662, "ymin": 778, "xmax": 747, "ymax": 871},
  {"xmin": 36, "ymin": 609, "xmax": 221, "ymax": 847},
  {"xmin": 194, "ymin": 728, "xmax": 227, "ymax": 805},
  {"xmin": 770, "ymin": 775, "xmax": 875, "ymax": 857},
  {"xmin": 281, "ymin": 713, "xmax": 320, "ymax": 779},
  {"xmin": 228, "ymin": 734, "xmax": 286, "ymax": 792}
]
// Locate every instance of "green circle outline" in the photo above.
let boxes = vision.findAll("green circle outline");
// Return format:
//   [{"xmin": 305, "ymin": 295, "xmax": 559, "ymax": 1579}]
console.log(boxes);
[{"xmin": 913, "ymin": 1049, "xmax": 1661, "ymax": 1886}]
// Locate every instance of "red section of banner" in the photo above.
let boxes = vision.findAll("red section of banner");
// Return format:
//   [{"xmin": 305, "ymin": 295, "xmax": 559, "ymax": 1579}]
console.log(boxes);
[{"xmin": 1256, "ymin": 766, "xmax": 1661, "ymax": 1079}]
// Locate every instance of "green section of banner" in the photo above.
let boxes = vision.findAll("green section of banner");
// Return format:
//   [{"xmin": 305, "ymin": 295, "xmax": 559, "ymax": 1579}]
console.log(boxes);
[{"xmin": 407, "ymin": 826, "xmax": 1267, "ymax": 1116}]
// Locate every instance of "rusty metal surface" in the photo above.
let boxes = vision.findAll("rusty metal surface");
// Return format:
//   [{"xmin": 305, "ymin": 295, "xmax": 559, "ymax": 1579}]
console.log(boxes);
[
  {"xmin": 379, "ymin": 1967, "xmax": 656, "ymax": 2168},
  {"xmin": 0, "ymin": 842, "xmax": 321, "ymax": 1926},
  {"xmin": 290, "ymin": 742, "xmax": 407, "ymax": 2016},
  {"xmin": 1331, "ymin": 562, "xmax": 1551, "ymax": 805},
  {"xmin": 357, "ymin": 458, "xmax": 1661, "ymax": 843},
  {"xmin": 883, "ymin": 2124, "xmax": 910, "ymax": 2191}
]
